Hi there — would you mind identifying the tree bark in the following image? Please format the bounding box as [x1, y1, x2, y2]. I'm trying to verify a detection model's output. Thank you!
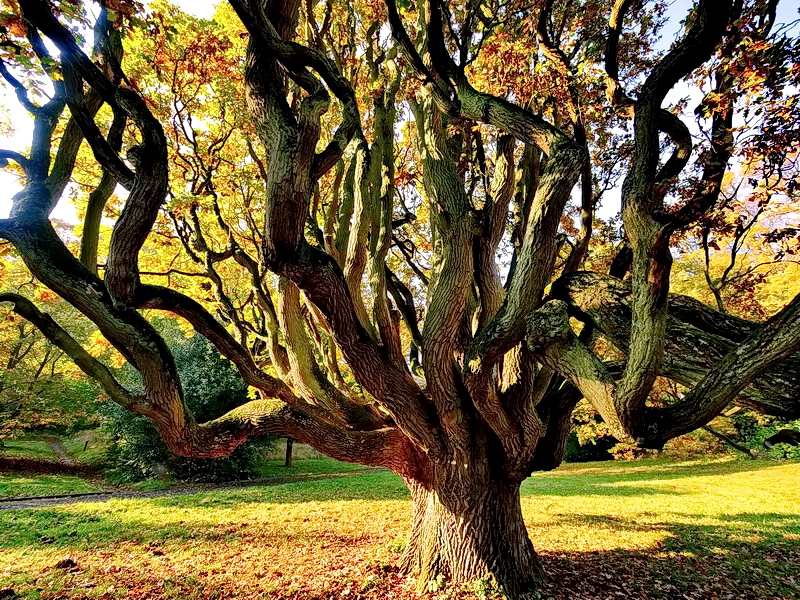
[401, 468, 546, 599]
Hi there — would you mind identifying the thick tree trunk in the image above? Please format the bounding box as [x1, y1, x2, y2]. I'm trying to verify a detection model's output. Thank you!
[400, 473, 545, 598]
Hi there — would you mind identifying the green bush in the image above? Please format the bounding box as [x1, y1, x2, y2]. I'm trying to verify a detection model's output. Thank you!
[749, 419, 800, 460]
[712, 411, 800, 460]
[103, 323, 275, 482]
[563, 431, 616, 462]
[564, 399, 616, 462]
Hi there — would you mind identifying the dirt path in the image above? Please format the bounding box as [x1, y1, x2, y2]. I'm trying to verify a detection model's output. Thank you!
[42, 436, 81, 467]
[0, 469, 382, 511]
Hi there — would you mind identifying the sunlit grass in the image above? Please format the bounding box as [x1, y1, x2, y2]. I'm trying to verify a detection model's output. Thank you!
[2, 434, 108, 466]
[61, 433, 109, 465]
[520, 458, 800, 552]
[255, 457, 382, 478]
[0, 457, 797, 599]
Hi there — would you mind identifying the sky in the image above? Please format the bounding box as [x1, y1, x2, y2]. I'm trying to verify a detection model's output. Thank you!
[0, 0, 798, 223]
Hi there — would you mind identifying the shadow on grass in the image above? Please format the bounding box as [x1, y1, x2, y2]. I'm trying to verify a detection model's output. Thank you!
[537, 511, 800, 600]
[1, 504, 798, 600]
[147, 471, 410, 509]
[0, 457, 100, 478]
[0, 472, 410, 551]
[0, 507, 332, 551]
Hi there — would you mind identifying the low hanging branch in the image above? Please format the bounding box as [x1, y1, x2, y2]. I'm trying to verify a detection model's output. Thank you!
[553, 272, 800, 424]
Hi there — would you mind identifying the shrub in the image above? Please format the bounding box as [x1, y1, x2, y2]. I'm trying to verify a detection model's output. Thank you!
[563, 431, 616, 462]
[609, 443, 657, 461]
[750, 419, 800, 460]
[662, 430, 726, 460]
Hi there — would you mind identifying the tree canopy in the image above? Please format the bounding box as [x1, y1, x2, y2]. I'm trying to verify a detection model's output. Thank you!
[1, 0, 799, 595]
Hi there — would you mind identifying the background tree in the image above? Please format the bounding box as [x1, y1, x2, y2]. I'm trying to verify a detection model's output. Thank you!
[0, 235, 104, 442]
[1, 0, 800, 597]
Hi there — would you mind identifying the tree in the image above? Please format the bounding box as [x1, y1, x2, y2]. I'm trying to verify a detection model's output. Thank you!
[0, 241, 104, 441]
[1, 0, 799, 596]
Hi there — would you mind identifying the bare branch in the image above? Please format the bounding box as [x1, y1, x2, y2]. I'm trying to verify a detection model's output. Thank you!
[0, 58, 40, 115]
[0, 150, 31, 175]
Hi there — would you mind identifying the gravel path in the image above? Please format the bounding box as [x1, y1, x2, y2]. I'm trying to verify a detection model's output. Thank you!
[0, 469, 381, 511]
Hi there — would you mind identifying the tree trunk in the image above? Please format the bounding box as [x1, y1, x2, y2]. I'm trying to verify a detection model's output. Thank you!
[400, 472, 545, 598]
[284, 437, 294, 467]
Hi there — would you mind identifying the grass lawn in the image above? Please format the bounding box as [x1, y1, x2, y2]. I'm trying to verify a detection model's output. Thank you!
[256, 457, 381, 478]
[0, 475, 102, 499]
[0, 441, 57, 461]
[0, 455, 375, 497]
[0, 457, 797, 599]
[123, 458, 380, 491]
[61, 434, 108, 466]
